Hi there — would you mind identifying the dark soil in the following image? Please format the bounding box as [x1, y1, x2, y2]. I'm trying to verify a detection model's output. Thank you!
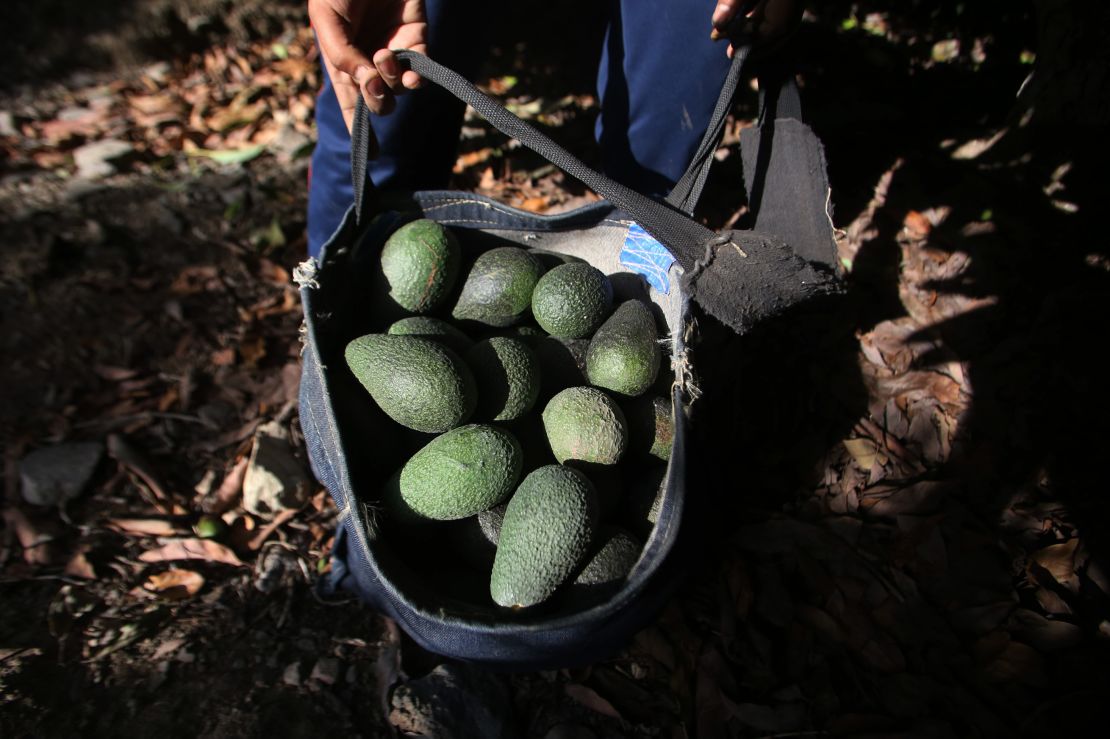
[4, 1, 1110, 737]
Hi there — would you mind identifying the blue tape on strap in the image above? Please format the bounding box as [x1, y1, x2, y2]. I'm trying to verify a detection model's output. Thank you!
[619, 223, 676, 295]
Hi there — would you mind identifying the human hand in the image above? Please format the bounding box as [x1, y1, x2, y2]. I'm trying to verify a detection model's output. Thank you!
[710, 0, 803, 58]
[309, 0, 427, 133]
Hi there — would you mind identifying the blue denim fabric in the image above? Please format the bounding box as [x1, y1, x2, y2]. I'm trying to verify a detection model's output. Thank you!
[299, 194, 696, 668]
[308, 0, 731, 258]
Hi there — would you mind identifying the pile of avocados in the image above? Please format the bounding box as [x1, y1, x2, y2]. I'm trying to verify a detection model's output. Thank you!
[345, 218, 674, 613]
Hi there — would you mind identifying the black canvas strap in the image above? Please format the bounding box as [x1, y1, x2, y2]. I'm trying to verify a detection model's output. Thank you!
[348, 49, 842, 336]
[665, 44, 752, 214]
[351, 50, 723, 274]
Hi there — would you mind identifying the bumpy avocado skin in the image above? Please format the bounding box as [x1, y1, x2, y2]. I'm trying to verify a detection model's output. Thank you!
[465, 337, 541, 421]
[451, 247, 545, 327]
[400, 424, 522, 520]
[380, 219, 460, 313]
[531, 263, 613, 339]
[387, 316, 474, 355]
[541, 386, 628, 466]
[565, 526, 642, 602]
[586, 300, 660, 397]
[623, 395, 674, 461]
[345, 334, 476, 433]
[490, 465, 599, 608]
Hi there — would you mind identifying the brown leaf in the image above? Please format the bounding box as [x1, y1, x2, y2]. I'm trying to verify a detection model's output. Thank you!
[516, 196, 550, 213]
[3, 507, 62, 566]
[258, 258, 291, 285]
[201, 456, 249, 515]
[210, 347, 236, 367]
[843, 438, 888, 470]
[144, 568, 205, 599]
[108, 434, 177, 514]
[1031, 539, 1080, 591]
[140, 538, 243, 566]
[903, 210, 932, 239]
[564, 684, 622, 720]
[108, 518, 181, 537]
[244, 508, 298, 552]
[170, 265, 220, 295]
[93, 364, 140, 382]
[453, 148, 497, 174]
[63, 549, 97, 579]
[239, 335, 267, 366]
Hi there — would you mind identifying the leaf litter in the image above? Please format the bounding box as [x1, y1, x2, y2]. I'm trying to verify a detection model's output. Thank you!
[3, 1, 1109, 737]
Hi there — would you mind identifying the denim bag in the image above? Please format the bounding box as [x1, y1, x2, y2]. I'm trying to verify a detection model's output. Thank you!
[297, 49, 839, 668]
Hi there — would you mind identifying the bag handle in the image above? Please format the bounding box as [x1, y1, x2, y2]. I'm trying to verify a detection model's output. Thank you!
[665, 44, 751, 214]
[350, 49, 751, 274]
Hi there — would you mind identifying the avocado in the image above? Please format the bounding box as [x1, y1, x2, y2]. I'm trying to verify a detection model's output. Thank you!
[534, 336, 589, 401]
[478, 502, 507, 545]
[541, 386, 628, 466]
[380, 468, 424, 527]
[531, 263, 613, 339]
[446, 502, 507, 571]
[465, 337, 541, 421]
[451, 246, 545, 327]
[379, 219, 460, 313]
[400, 424, 522, 520]
[622, 395, 674, 461]
[585, 300, 660, 397]
[345, 334, 476, 433]
[490, 465, 599, 608]
[387, 316, 473, 354]
[565, 526, 642, 601]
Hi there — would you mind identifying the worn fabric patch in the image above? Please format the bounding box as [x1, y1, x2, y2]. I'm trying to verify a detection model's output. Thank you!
[619, 223, 676, 294]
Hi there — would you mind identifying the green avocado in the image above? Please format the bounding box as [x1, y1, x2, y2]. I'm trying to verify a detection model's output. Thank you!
[541, 386, 628, 466]
[465, 337, 541, 421]
[345, 334, 476, 433]
[565, 526, 642, 601]
[531, 263, 613, 339]
[585, 300, 660, 397]
[400, 424, 522, 520]
[387, 316, 473, 355]
[622, 395, 674, 461]
[490, 465, 599, 608]
[379, 219, 460, 313]
[451, 246, 545, 327]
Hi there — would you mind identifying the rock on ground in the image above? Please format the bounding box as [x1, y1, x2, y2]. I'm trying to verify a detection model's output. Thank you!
[20, 440, 103, 506]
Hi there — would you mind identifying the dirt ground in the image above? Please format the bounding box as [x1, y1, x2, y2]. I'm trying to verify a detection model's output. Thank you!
[3, 1, 1110, 737]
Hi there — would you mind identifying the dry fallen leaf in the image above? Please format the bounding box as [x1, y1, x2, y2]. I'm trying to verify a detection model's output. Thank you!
[63, 549, 97, 579]
[144, 568, 205, 599]
[843, 437, 888, 470]
[903, 210, 932, 239]
[1030, 538, 1080, 591]
[108, 518, 182, 537]
[201, 456, 249, 515]
[139, 538, 243, 566]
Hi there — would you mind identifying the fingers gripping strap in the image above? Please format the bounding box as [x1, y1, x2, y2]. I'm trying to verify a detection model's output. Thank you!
[384, 50, 715, 272]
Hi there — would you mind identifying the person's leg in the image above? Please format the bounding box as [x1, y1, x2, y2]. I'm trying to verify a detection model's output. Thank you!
[308, 0, 490, 258]
[596, 0, 732, 196]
